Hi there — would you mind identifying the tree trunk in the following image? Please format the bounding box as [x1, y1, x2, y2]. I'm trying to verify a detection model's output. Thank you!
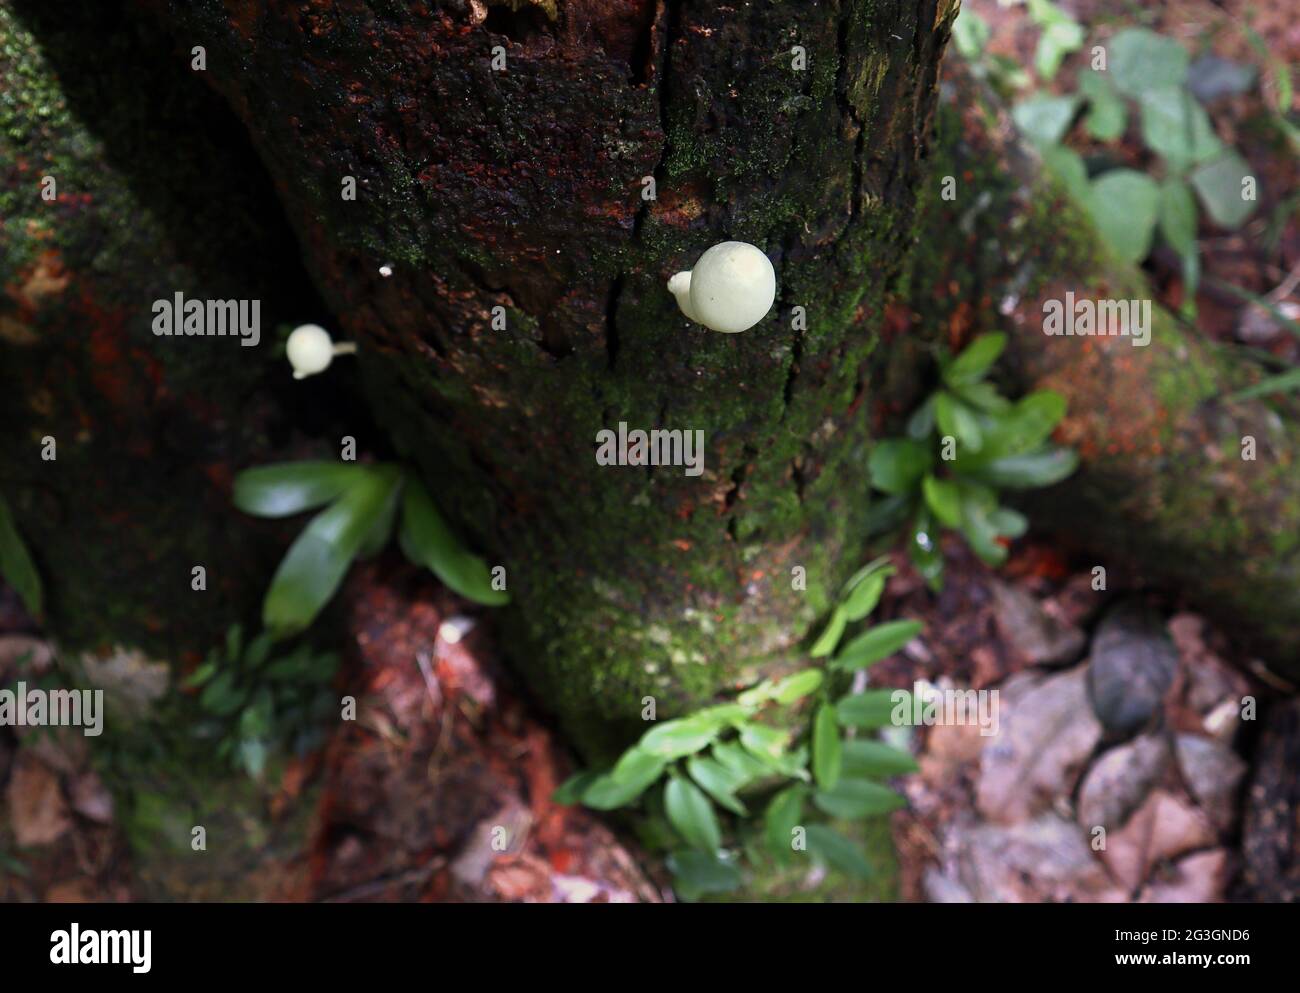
[154, 0, 960, 757]
[0, 0, 346, 659]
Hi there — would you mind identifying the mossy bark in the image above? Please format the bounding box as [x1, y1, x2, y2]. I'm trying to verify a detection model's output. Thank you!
[909, 61, 1300, 677]
[0, 0, 337, 659]
[156, 0, 961, 758]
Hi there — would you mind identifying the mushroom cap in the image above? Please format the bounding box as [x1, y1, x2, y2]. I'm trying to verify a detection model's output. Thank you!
[688, 241, 775, 333]
[286, 324, 335, 379]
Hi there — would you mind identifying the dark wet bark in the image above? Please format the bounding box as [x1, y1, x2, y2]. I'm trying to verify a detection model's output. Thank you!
[0, 0, 347, 659]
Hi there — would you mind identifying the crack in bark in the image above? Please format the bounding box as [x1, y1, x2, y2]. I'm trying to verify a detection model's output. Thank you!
[606, 0, 679, 373]
[835, 0, 866, 225]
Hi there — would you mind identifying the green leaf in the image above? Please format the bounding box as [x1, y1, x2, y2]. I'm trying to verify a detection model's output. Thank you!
[225, 623, 244, 665]
[809, 605, 847, 658]
[357, 482, 401, 559]
[764, 785, 807, 861]
[973, 390, 1068, 460]
[842, 739, 919, 777]
[833, 620, 923, 672]
[942, 333, 1007, 387]
[399, 479, 508, 605]
[181, 660, 218, 689]
[263, 466, 401, 635]
[711, 741, 771, 783]
[1158, 177, 1198, 256]
[552, 770, 600, 806]
[233, 461, 365, 518]
[967, 446, 1079, 489]
[813, 779, 907, 819]
[863, 493, 912, 537]
[1139, 86, 1223, 172]
[686, 756, 747, 815]
[1087, 169, 1160, 264]
[989, 506, 1030, 539]
[1040, 144, 1093, 207]
[921, 475, 962, 528]
[611, 745, 669, 786]
[667, 850, 741, 899]
[239, 687, 275, 739]
[906, 394, 937, 439]
[1079, 70, 1127, 141]
[867, 439, 932, 495]
[1012, 94, 1079, 147]
[0, 492, 42, 618]
[1109, 28, 1190, 97]
[580, 763, 663, 810]
[639, 719, 719, 760]
[840, 572, 886, 623]
[908, 509, 945, 593]
[238, 738, 269, 779]
[960, 496, 1008, 566]
[691, 703, 751, 728]
[768, 669, 824, 705]
[836, 689, 904, 729]
[1189, 151, 1256, 229]
[664, 777, 722, 853]
[935, 391, 983, 454]
[812, 703, 842, 790]
[199, 671, 247, 717]
[804, 825, 874, 880]
[1034, 19, 1084, 81]
[953, 381, 1012, 415]
[739, 723, 789, 760]
[244, 632, 274, 670]
[951, 7, 989, 60]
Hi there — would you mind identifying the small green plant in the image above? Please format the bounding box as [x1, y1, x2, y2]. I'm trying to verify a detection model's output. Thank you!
[0, 490, 42, 618]
[183, 622, 339, 779]
[555, 558, 919, 901]
[866, 333, 1077, 591]
[234, 461, 507, 637]
[958, 5, 1269, 313]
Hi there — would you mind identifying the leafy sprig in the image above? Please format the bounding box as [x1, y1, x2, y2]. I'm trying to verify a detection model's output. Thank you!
[234, 461, 506, 637]
[555, 558, 919, 900]
[183, 623, 339, 779]
[866, 332, 1076, 590]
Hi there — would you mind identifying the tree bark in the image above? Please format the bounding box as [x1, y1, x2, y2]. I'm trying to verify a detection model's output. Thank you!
[153, 0, 960, 757]
[0, 0, 345, 659]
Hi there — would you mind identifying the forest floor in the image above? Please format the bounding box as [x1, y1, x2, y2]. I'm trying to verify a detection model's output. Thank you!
[1, 0, 1297, 902]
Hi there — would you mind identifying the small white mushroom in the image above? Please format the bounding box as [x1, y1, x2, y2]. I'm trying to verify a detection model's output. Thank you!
[286, 324, 357, 380]
[667, 241, 776, 333]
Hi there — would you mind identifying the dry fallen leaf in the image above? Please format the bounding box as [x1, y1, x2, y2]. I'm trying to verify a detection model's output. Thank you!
[6, 752, 71, 847]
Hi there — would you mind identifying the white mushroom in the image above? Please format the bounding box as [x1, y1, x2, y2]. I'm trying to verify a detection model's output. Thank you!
[667, 241, 776, 333]
[286, 324, 357, 380]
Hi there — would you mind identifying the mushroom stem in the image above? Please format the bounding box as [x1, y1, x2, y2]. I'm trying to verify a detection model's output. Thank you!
[667, 271, 697, 323]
